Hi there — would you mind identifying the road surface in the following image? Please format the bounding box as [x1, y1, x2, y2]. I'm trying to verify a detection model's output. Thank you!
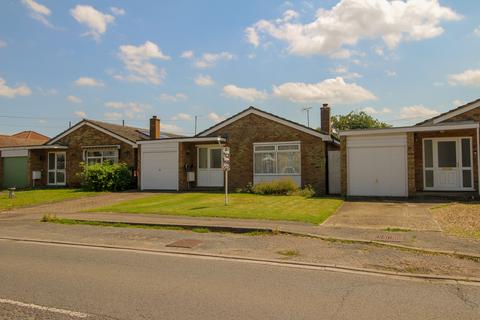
[0, 240, 478, 319]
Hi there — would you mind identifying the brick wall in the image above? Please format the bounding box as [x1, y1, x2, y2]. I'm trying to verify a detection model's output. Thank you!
[203, 113, 328, 194]
[444, 108, 480, 123]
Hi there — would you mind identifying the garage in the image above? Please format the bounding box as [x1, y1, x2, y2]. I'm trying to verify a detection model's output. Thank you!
[346, 134, 407, 197]
[140, 141, 178, 190]
[1, 149, 29, 189]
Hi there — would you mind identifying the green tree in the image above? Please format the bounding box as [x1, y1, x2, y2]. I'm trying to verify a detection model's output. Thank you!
[331, 111, 391, 133]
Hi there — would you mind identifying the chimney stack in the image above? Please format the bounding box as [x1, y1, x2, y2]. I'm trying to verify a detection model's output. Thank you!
[150, 116, 160, 139]
[320, 103, 331, 134]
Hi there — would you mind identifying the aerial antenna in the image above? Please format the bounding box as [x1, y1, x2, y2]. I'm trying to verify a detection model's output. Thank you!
[302, 107, 312, 127]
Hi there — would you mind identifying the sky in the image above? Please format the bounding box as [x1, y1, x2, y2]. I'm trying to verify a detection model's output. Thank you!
[1, 0, 480, 137]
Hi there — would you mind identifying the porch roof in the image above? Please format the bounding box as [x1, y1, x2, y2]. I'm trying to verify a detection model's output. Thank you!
[137, 136, 227, 145]
[0, 144, 68, 151]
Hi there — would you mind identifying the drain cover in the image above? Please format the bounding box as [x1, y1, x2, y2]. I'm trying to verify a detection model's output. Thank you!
[166, 239, 203, 248]
[374, 234, 404, 242]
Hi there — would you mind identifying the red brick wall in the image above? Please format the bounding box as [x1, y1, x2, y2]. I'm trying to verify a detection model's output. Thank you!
[202, 113, 328, 194]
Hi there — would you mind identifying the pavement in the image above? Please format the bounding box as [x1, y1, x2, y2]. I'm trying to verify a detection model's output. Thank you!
[1, 240, 479, 320]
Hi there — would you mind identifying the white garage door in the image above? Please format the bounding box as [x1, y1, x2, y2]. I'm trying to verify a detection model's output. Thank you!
[347, 134, 407, 197]
[141, 142, 178, 190]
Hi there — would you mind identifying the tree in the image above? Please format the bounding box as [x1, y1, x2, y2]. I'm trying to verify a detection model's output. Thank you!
[331, 111, 391, 133]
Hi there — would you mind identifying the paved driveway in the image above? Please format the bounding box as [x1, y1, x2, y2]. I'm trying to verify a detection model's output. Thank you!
[323, 201, 442, 231]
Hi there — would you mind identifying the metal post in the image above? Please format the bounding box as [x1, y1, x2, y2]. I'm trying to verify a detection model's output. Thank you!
[194, 116, 198, 135]
[225, 170, 228, 205]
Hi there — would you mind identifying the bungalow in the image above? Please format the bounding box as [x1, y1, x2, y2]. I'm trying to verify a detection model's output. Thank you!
[340, 98, 480, 198]
[138, 105, 339, 195]
[0, 119, 179, 189]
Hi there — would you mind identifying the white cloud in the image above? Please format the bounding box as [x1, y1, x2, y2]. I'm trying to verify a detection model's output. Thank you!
[362, 107, 392, 115]
[332, 66, 362, 79]
[105, 101, 152, 119]
[70, 5, 115, 41]
[194, 52, 234, 68]
[474, 26, 480, 37]
[245, 27, 260, 47]
[74, 110, 86, 118]
[0, 40, 7, 48]
[399, 105, 439, 120]
[181, 50, 194, 59]
[448, 69, 480, 87]
[208, 112, 226, 123]
[386, 70, 397, 77]
[453, 99, 465, 107]
[273, 77, 377, 104]
[247, 0, 461, 57]
[159, 93, 187, 102]
[67, 95, 82, 104]
[74, 77, 104, 87]
[110, 7, 125, 16]
[37, 87, 58, 96]
[0, 78, 31, 98]
[21, 0, 52, 27]
[194, 74, 214, 86]
[160, 123, 184, 134]
[171, 113, 192, 121]
[117, 41, 170, 85]
[222, 84, 268, 102]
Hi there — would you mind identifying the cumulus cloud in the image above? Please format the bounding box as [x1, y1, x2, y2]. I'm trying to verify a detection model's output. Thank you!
[74, 110, 86, 118]
[362, 107, 392, 115]
[272, 77, 377, 104]
[399, 105, 439, 120]
[160, 123, 184, 134]
[116, 41, 170, 85]
[222, 84, 268, 102]
[105, 101, 152, 119]
[181, 50, 194, 59]
[110, 7, 125, 16]
[67, 95, 82, 104]
[332, 66, 362, 79]
[448, 69, 480, 87]
[247, 0, 461, 57]
[245, 27, 260, 47]
[74, 77, 104, 87]
[171, 113, 192, 121]
[37, 87, 58, 96]
[474, 26, 480, 37]
[70, 5, 115, 41]
[0, 78, 31, 98]
[21, 0, 52, 27]
[194, 52, 234, 68]
[194, 74, 214, 86]
[208, 112, 226, 123]
[386, 70, 397, 77]
[159, 93, 187, 102]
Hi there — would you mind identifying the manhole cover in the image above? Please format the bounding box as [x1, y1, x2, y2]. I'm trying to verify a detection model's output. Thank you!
[166, 239, 203, 248]
[374, 234, 404, 242]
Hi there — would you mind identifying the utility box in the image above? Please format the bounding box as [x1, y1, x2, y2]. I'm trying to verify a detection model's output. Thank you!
[187, 172, 195, 182]
[32, 171, 42, 180]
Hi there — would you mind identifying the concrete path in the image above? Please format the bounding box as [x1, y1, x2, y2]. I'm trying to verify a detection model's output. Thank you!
[323, 201, 442, 231]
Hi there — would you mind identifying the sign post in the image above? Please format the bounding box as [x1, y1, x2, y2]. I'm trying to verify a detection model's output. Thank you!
[222, 147, 230, 205]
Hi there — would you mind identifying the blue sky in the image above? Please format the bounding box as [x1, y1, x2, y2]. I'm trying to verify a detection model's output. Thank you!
[1, 0, 480, 137]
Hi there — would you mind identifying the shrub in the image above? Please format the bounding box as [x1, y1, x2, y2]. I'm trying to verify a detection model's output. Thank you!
[78, 162, 132, 192]
[236, 182, 254, 194]
[251, 179, 298, 195]
[290, 184, 316, 198]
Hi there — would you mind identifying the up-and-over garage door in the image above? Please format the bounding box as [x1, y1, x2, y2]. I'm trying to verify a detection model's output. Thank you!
[140, 142, 179, 190]
[347, 134, 407, 197]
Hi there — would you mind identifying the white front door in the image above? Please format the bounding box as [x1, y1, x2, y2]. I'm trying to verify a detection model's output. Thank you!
[48, 152, 66, 186]
[423, 138, 474, 191]
[197, 147, 224, 187]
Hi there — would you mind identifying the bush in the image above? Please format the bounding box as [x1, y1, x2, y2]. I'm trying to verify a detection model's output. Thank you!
[78, 162, 132, 192]
[290, 184, 315, 198]
[251, 179, 298, 195]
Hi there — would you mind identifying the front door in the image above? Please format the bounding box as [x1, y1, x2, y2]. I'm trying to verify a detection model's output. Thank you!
[197, 147, 224, 187]
[48, 152, 66, 186]
[423, 138, 474, 191]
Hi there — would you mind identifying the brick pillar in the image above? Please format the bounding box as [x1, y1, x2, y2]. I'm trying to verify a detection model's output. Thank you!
[407, 132, 416, 197]
[340, 136, 347, 197]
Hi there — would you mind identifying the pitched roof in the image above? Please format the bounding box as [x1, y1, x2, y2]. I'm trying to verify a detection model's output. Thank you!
[0, 131, 49, 148]
[416, 98, 480, 126]
[11, 131, 50, 141]
[196, 106, 334, 141]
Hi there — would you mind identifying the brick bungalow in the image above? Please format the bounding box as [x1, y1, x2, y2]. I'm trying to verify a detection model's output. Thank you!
[340, 98, 480, 198]
[0, 119, 178, 188]
[138, 106, 339, 195]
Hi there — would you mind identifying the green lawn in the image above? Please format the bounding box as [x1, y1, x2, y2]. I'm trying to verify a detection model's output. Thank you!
[88, 193, 343, 225]
[0, 189, 99, 211]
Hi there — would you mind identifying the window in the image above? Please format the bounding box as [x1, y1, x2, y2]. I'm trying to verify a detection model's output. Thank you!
[85, 149, 118, 165]
[198, 147, 222, 169]
[254, 143, 300, 175]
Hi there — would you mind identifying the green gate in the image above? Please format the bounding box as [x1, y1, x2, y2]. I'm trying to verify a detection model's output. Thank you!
[2, 157, 28, 189]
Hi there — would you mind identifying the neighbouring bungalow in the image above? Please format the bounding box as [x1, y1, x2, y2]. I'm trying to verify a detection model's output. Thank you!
[340, 98, 480, 198]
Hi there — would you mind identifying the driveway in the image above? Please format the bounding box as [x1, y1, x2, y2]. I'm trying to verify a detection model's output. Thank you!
[323, 201, 442, 231]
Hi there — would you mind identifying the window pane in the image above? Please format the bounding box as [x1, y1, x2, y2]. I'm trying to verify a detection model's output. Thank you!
[198, 148, 208, 169]
[87, 158, 101, 165]
[48, 171, 55, 184]
[48, 153, 55, 170]
[56, 171, 65, 184]
[461, 139, 471, 167]
[463, 170, 472, 188]
[424, 140, 433, 168]
[56, 153, 65, 170]
[103, 157, 117, 164]
[425, 170, 434, 188]
[277, 152, 300, 174]
[437, 141, 456, 167]
[210, 149, 222, 169]
[255, 145, 275, 152]
[278, 145, 299, 151]
[103, 150, 116, 157]
[254, 152, 276, 174]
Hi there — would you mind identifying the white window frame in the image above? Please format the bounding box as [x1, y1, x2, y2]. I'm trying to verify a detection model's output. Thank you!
[83, 148, 119, 165]
[422, 137, 474, 191]
[197, 146, 223, 171]
[253, 141, 301, 176]
[48, 152, 66, 186]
